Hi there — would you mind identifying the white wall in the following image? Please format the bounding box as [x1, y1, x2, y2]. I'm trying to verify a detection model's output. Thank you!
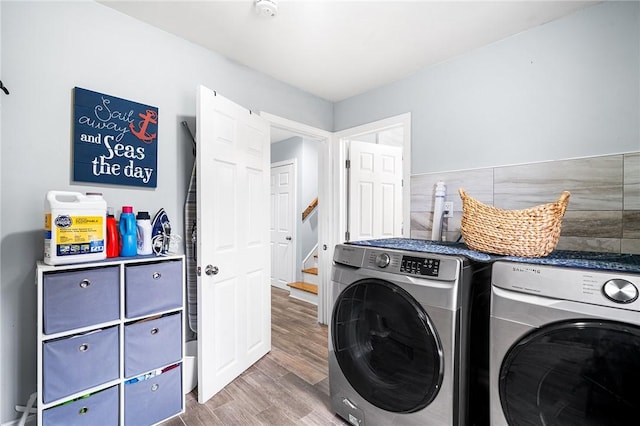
[334, 1, 640, 174]
[0, 1, 332, 422]
[300, 139, 319, 263]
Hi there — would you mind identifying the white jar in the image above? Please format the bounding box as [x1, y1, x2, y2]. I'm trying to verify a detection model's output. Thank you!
[136, 211, 153, 255]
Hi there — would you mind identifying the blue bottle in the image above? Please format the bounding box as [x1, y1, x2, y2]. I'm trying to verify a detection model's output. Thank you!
[119, 206, 137, 257]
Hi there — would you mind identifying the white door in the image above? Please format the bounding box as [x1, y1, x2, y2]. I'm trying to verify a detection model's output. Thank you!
[270, 162, 295, 290]
[196, 86, 271, 403]
[348, 140, 403, 241]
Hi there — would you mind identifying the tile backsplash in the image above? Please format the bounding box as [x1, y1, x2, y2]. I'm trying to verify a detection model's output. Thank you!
[410, 152, 640, 254]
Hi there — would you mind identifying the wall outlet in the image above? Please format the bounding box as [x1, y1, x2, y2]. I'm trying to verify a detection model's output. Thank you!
[443, 201, 454, 218]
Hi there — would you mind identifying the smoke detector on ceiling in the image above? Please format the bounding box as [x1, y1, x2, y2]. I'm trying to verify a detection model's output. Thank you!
[255, 0, 278, 18]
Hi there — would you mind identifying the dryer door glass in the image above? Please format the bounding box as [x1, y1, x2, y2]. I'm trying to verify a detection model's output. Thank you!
[499, 320, 640, 425]
[331, 279, 444, 413]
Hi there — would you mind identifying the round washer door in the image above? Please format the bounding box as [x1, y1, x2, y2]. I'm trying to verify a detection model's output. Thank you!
[499, 320, 640, 425]
[331, 278, 444, 413]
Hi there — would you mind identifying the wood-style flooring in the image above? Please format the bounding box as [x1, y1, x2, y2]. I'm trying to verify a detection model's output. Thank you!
[161, 287, 348, 425]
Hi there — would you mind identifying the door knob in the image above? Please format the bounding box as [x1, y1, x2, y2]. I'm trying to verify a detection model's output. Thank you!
[205, 265, 219, 276]
[286, 236, 292, 240]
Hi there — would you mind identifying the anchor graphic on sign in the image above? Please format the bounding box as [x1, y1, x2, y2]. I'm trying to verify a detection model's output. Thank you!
[129, 109, 158, 143]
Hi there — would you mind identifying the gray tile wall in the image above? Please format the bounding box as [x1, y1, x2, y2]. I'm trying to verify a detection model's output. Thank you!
[410, 152, 640, 254]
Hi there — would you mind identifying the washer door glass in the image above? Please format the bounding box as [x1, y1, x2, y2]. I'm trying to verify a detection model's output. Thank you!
[500, 320, 640, 425]
[332, 279, 444, 413]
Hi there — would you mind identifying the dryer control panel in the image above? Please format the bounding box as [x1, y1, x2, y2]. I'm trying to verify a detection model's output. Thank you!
[492, 261, 640, 311]
[400, 255, 440, 277]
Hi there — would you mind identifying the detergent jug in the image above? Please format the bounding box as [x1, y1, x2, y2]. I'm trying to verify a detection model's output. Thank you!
[119, 206, 137, 257]
[44, 191, 107, 265]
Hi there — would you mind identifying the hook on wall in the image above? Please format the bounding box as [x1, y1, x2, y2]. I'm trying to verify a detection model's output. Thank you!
[0, 80, 9, 95]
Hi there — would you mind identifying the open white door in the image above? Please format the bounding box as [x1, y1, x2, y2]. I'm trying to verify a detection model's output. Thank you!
[196, 86, 271, 403]
[348, 140, 403, 241]
[270, 161, 296, 290]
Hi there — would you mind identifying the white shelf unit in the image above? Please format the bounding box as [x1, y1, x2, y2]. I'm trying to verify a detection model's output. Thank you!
[36, 255, 186, 425]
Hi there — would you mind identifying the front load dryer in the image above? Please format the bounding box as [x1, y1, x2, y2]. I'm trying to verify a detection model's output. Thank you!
[490, 260, 640, 425]
[329, 243, 486, 426]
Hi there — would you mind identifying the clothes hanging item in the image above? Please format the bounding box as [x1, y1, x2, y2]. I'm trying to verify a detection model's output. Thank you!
[184, 162, 198, 333]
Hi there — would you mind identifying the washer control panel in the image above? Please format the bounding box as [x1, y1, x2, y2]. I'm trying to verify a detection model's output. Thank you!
[400, 255, 440, 277]
[344, 246, 462, 281]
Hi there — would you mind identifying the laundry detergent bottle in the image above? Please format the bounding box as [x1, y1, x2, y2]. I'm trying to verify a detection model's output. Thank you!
[44, 191, 107, 265]
[106, 207, 120, 258]
[119, 206, 137, 257]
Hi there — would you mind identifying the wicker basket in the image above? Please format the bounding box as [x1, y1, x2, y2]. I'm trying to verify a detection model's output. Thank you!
[458, 188, 570, 258]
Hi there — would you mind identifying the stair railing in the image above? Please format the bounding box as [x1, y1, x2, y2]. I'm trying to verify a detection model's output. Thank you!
[301, 197, 318, 221]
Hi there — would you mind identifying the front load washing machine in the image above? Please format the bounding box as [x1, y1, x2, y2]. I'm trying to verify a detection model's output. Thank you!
[329, 243, 490, 426]
[490, 260, 640, 425]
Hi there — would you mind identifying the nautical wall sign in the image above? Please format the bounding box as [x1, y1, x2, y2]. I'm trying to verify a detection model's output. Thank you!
[73, 87, 158, 188]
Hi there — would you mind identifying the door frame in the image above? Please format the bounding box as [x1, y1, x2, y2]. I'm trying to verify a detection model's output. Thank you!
[260, 112, 333, 324]
[333, 113, 412, 243]
[261, 112, 411, 325]
[270, 159, 297, 291]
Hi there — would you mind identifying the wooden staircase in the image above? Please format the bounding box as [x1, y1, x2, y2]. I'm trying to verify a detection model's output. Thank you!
[287, 260, 319, 305]
[286, 200, 320, 305]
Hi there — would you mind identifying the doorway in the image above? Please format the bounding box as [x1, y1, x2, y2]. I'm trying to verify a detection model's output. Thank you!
[262, 112, 411, 325]
[262, 113, 331, 324]
[334, 113, 411, 243]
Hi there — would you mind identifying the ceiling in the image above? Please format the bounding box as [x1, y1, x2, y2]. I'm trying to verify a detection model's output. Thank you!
[100, 0, 597, 104]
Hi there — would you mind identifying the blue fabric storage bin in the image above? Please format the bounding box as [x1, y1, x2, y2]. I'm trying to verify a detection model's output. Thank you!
[42, 385, 119, 425]
[124, 313, 182, 378]
[43, 326, 119, 403]
[43, 266, 120, 334]
[125, 260, 182, 318]
[124, 365, 183, 425]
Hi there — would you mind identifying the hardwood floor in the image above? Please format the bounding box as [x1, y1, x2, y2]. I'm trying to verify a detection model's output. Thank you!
[161, 287, 348, 425]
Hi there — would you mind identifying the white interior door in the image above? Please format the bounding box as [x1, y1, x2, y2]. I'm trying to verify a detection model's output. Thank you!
[270, 162, 295, 290]
[348, 140, 403, 241]
[196, 86, 271, 403]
